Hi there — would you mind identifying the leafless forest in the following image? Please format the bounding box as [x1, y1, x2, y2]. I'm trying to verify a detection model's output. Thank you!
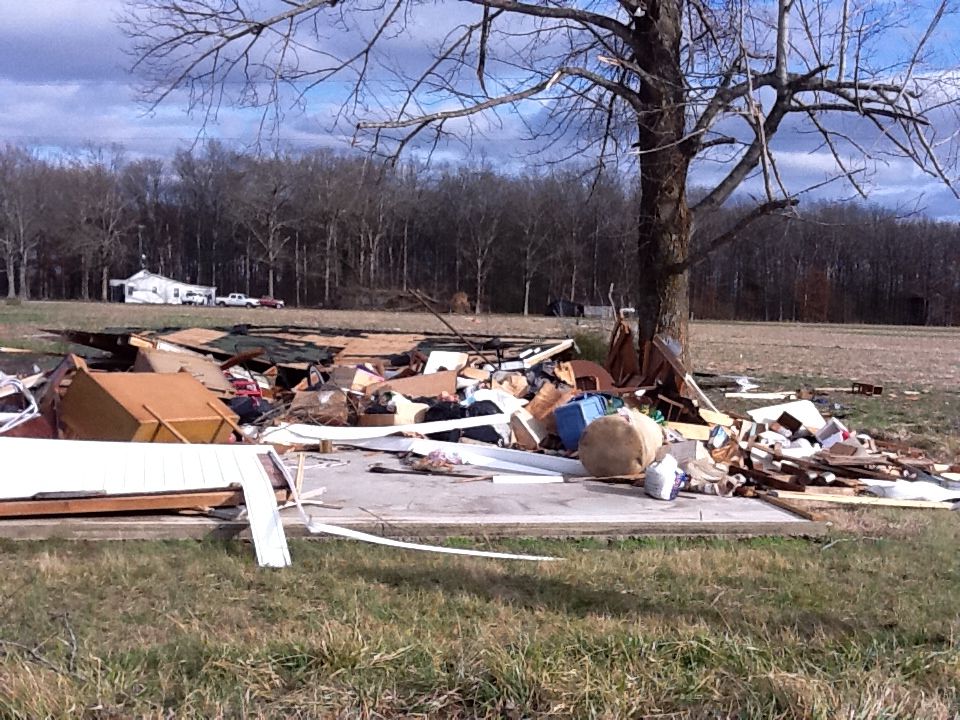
[0, 142, 956, 325]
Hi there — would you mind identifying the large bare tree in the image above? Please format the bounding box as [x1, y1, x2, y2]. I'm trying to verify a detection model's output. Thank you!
[125, 0, 960, 355]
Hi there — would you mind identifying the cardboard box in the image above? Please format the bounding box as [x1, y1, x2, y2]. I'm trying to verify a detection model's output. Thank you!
[288, 386, 351, 424]
[365, 370, 459, 398]
[60, 370, 238, 443]
[329, 365, 384, 392]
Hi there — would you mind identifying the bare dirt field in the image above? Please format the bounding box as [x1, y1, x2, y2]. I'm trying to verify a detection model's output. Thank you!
[2, 300, 958, 388]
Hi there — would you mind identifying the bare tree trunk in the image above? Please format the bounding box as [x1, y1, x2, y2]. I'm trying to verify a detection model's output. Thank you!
[18, 247, 29, 301]
[244, 237, 251, 296]
[80, 253, 89, 301]
[4, 251, 16, 298]
[634, 4, 692, 361]
[294, 232, 301, 307]
[324, 222, 334, 306]
[523, 277, 531, 316]
[402, 219, 409, 292]
[475, 258, 482, 314]
[194, 231, 202, 283]
[302, 238, 309, 304]
[268, 262, 275, 298]
[100, 262, 109, 302]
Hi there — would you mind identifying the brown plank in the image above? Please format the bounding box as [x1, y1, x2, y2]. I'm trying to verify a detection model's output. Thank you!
[758, 494, 821, 521]
[0, 488, 290, 518]
[771, 491, 953, 509]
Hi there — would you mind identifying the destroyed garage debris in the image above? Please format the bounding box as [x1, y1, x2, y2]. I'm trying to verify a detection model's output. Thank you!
[1, 314, 956, 566]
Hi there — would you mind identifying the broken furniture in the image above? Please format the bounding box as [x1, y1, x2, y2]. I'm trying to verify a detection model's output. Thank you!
[60, 370, 239, 443]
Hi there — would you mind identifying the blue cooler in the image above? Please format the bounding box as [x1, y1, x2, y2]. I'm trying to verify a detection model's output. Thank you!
[553, 394, 607, 450]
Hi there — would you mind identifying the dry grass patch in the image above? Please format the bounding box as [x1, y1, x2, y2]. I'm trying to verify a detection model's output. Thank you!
[0, 520, 957, 717]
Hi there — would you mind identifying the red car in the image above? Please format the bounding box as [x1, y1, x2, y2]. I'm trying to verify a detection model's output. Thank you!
[258, 296, 285, 309]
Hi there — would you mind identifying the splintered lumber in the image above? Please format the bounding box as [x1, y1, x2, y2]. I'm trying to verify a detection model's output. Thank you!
[771, 490, 955, 509]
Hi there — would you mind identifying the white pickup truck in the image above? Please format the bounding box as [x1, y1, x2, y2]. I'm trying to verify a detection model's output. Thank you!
[215, 293, 260, 308]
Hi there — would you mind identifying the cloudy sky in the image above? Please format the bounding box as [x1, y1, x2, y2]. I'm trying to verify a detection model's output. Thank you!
[3, 1, 960, 219]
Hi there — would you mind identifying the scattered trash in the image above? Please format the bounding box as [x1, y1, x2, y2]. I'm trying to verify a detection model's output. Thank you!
[644, 454, 684, 500]
[0, 312, 953, 567]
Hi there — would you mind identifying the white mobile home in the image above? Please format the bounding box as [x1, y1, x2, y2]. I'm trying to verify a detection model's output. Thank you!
[108, 270, 216, 306]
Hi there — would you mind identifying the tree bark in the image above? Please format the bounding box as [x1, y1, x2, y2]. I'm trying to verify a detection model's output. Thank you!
[18, 246, 29, 301]
[4, 250, 16, 299]
[324, 223, 334, 306]
[474, 258, 483, 314]
[634, 2, 693, 361]
[100, 262, 109, 302]
[80, 253, 89, 301]
[294, 232, 301, 307]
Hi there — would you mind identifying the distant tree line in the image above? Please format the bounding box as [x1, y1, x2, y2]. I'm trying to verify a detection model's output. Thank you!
[0, 142, 957, 325]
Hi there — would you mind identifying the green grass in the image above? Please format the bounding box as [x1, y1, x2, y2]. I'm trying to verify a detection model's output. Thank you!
[0, 515, 958, 718]
[573, 330, 608, 364]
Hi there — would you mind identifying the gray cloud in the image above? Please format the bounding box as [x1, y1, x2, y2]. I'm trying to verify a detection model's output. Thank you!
[1, 2, 958, 220]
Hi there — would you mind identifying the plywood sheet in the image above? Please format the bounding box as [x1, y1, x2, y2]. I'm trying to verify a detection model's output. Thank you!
[335, 334, 426, 361]
[160, 328, 229, 349]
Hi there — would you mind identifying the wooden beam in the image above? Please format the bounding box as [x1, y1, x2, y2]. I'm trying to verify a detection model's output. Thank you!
[758, 493, 821, 521]
[0, 488, 290, 518]
[771, 491, 954, 509]
[142, 404, 191, 444]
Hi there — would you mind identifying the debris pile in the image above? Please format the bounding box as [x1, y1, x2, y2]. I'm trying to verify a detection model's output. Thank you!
[1, 316, 957, 564]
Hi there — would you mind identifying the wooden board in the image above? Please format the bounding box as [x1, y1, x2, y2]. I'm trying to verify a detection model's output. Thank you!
[0, 488, 290, 518]
[335, 334, 426, 362]
[758, 493, 821, 521]
[772, 491, 954, 509]
[159, 327, 229, 349]
[365, 369, 458, 397]
[666, 422, 711, 441]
